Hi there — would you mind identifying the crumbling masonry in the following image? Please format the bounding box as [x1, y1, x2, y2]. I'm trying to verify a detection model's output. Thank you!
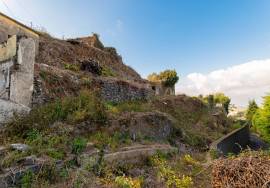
[0, 12, 39, 124]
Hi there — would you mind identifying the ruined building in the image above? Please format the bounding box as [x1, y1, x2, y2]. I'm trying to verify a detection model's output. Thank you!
[0, 12, 39, 124]
[149, 81, 175, 96]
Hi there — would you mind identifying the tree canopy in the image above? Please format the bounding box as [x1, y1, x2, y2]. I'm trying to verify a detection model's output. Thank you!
[147, 69, 179, 87]
[253, 95, 270, 142]
[246, 100, 258, 123]
[203, 93, 231, 113]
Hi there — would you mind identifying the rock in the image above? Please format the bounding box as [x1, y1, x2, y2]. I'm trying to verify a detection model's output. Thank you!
[110, 111, 177, 141]
[18, 155, 37, 166]
[85, 142, 95, 152]
[80, 59, 102, 75]
[10, 143, 30, 152]
[103, 144, 177, 166]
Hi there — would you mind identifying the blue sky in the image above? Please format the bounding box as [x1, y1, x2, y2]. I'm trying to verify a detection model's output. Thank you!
[1, 0, 270, 106]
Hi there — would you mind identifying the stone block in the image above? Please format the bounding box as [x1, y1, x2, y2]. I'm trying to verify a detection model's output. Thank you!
[0, 35, 16, 62]
[10, 38, 35, 107]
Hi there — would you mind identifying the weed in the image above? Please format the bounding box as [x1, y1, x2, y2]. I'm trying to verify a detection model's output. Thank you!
[183, 154, 198, 166]
[115, 176, 142, 188]
[101, 66, 116, 77]
[4, 91, 107, 139]
[72, 137, 87, 154]
[209, 149, 219, 159]
[64, 63, 80, 72]
[89, 131, 131, 150]
[21, 170, 34, 188]
[150, 154, 193, 188]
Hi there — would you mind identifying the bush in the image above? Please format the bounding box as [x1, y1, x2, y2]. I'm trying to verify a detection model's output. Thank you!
[4, 90, 107, 138]
[246, 100, 258, 123]
[253, 95, 270, 142]
[147, 69, 179, 87]
[72, 137, 87, 154]
[115, 176, 142, 188]
[150, 154, 193, 188]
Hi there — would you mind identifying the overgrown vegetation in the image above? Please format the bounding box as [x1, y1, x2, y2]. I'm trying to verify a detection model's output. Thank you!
[149, 153, 193, 188]
[148, 69, 179, 87]
[246, 99, 258, 123]
[3, 90, 107, 139]
[253, 94, 270, 142]
[201, 93, 231, 113]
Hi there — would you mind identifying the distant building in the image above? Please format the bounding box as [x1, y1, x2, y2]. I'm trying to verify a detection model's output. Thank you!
[149, 81, 175, 96]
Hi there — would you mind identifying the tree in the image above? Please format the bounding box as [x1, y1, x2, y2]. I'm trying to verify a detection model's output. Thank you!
[212, 93, 231, 114]
[147, 70, 179, 87]
[246, 100, 258, 123]
[253, 95, 270, 142]
[207, 95, 215, 109]
[159, 70, 179, 87]
[147, 73, 160, 83]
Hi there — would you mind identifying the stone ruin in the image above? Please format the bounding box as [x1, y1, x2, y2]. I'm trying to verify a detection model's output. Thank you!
[0, 35, 36, 124]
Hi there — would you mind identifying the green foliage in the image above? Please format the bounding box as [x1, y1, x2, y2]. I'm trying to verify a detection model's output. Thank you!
[5, 91, 107, 138]
[213, 93, 231, 114]
[72, 137, 87, 154]
[253, 95, 270, 142]
[150, 154, 193, 188]
[203, 93, 231, 113]
[106, 100, 151, 114]
[147, 69, 179, 87]
[25, 130, 69, 160]
[115, 176, 142, 188]
[209, 149, 219, 159]
[147, 72, 160, 82]
[207, 95, 214, 109]
[64, 63, 80, 72]
[21, 170, 34, 188]
[246, 100, 258, 123]
[101, 66, 116, 77]
[89, 131, 131, 150]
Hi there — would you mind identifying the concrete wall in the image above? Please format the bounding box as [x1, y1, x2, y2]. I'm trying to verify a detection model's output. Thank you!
[210, 125, 250, 156]
[10, 38, 35, 106]
[0, 36, 36, 124]
[0, 13, 39, 40]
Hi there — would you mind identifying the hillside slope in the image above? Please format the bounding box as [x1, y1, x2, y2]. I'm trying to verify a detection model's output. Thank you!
[0, 34, 233, 187]
[37, 34, 143, 82]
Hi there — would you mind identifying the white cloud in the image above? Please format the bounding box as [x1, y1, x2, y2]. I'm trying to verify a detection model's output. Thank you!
[176, 59, 270, 107]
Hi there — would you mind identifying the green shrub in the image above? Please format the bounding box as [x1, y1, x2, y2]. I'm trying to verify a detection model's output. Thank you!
[72, 137, 87, 154]
[101, 66, 116, 77]
[150, 154, 193, 188]
[89, 131, 131, 150]
[106, 100, 150, 114]
[64, 63, 80, 72]
[253, 95, 270, 142]
[4, 91, 107, 138]
[246, 100, 258, 123]
[148, 70, 179, 87]
[115, 176, 142, 188]
[21, 170, 34, 188]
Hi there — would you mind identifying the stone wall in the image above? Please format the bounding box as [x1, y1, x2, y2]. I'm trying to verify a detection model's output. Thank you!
[0, 36, 36, 124]
[95, 78, 154, 103]
[210, 124, 250, 156]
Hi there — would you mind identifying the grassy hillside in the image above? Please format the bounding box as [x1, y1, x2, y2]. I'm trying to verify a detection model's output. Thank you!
[0, 34, 234, 187]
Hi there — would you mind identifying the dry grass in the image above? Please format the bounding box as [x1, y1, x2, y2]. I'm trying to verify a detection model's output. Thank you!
[212, 151, 270, 188]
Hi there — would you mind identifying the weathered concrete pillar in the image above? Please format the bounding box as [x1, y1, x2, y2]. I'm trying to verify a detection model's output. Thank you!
[9, 38, 35, 107]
